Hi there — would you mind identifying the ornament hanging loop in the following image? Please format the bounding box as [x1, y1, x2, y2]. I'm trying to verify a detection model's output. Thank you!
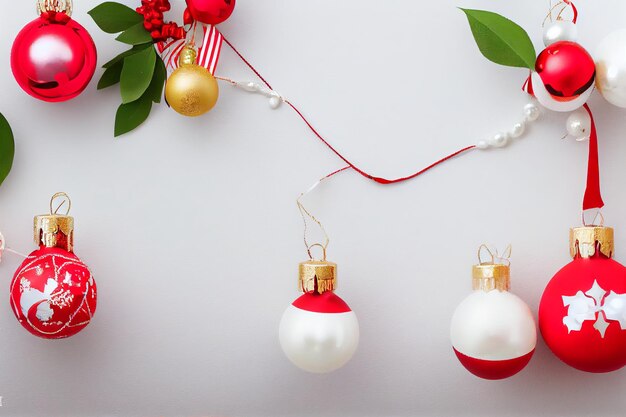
[307, 243, 328, 262]
[582, 209, 604, 227]
[50, 192, 71, 215]
[37, 0, 73, 16]
[477, 244, 512, 266]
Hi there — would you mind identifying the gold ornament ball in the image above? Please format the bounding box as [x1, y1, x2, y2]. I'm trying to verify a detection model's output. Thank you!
[165, 65, 219, 117]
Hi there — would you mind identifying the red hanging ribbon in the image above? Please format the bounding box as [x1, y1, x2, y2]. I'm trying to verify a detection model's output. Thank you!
[582, 103, 604, 210]
[563, 0, 578, 24]
[221, 36, 477, 184]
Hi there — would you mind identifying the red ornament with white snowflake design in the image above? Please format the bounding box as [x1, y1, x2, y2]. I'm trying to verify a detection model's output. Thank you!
[9, 193, 96, 339]
[539, 226, 626, 373]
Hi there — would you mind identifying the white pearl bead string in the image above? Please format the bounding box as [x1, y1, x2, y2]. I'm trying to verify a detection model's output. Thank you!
[476, 101, 540, 150]
[0, 231, 28, 262]
[215, 76, 284, 109]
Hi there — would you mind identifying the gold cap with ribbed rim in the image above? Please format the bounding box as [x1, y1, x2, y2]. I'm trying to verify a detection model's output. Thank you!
[570, 226, 614, 259]
[34, 214, 74, 252]
[472, 263, 510, 291]
[298, 260, 337, 294]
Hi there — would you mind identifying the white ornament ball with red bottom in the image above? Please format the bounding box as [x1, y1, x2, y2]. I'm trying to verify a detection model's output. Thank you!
[451, 248, 536, 380]
[279, 259, 359, 373]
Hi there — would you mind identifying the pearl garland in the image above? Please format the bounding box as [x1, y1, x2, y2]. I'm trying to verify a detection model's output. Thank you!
[476, 102, 540, 150]
[217, 77, 284, 109]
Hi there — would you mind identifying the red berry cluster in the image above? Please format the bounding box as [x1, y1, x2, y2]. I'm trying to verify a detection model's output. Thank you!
[136, 0, 186, 42]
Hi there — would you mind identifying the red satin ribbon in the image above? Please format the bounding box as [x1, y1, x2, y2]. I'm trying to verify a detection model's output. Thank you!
[582, 103, 603, 210]
[563, 0, 578, 24]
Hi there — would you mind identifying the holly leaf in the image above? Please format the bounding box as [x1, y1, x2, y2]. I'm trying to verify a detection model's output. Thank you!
[103, 44, 152, 69]
[147, 57, 167, 103]
[98, 60, 123, 89]
[460, 8, 536, 69]
[0, 113, 15, 187]
[114, 95, 153, 137]
[88, 2, 144, 34]
[116, 22, 154, 46]
[120, 47, 157, 104]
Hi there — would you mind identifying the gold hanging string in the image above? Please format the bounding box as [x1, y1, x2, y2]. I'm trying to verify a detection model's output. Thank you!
[50, 192, 72, 215]
[477, 244, 512, 266]
[297, 166, 350, 260]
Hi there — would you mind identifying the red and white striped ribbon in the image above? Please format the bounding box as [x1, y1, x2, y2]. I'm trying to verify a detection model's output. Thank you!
[156, 24, 223, 75]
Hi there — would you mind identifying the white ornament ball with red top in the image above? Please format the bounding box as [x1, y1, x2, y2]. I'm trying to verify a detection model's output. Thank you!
[450, 247, 537, 380]
[279, 259, 359, 373]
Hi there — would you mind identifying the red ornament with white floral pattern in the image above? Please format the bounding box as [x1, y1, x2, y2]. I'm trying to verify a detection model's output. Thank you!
[9, 193, 97, 339]
[539, 226, 626, 373]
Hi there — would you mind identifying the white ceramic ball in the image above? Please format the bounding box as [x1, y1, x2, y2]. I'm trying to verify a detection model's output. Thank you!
[450, 290, 536, 360]
[566, 109, 591, 139]
[543, 21, 578, 46]
[596, 28, 626, 108]
[279, 305, 359, 373]
[531, 72, 594, 112]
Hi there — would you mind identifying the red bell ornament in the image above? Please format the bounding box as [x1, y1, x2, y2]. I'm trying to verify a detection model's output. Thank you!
[539, 226, 626, 373]
[185, 0, 235, 25]
[531, 41, 595, 112]
[11, 0, 97, 102]
[10, 193, 97, 339]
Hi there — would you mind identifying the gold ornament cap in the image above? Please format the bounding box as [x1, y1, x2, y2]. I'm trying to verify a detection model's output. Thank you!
[179, 45, 197, 67]
[34, 192, 74, 252]
[37, 0, 73, 16]
[472, 263, 510, 291]
[472, 245, 511, 291]
[299, 260, 337, 294]
[570, 226, 614, 259]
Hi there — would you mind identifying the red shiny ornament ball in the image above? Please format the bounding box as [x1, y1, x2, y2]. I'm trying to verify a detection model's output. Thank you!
[186, 0, 236, 25]
[10, 247, 97, 339]
[539, 255, 626, 373]
[535, 41, 595, 102]
[11, 14, 97, 102]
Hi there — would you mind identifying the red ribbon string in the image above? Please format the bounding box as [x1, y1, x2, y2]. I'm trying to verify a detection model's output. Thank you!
[221, 36, 477, 185]
[582, 103, 604, 210]
[563, 0, 578, 24]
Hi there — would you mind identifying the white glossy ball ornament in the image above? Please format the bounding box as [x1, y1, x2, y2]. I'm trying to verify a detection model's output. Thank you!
[596, 28, 626, 108]
[450, 257, 537, 380]
[543, 21, 578, 46]
[531, 72, 594, 112]
[566, 109, 591, 140]
[279, 260, 359, 373]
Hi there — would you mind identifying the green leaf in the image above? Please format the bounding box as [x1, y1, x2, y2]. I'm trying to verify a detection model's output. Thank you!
[116, 22, 153, 45]
[120, 47, 157, 104]
[0, 113, 15, 187]
[460, 8, 536, 69]
[103, 44, 152, 69]
[88, 2, 143, 34]
[98, 60, 123, 90]
[114, 95, 153, 137]
[146, 57, 167, 103]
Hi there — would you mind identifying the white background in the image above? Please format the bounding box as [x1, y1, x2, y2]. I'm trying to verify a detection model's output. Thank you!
[1, 0, 626, 416]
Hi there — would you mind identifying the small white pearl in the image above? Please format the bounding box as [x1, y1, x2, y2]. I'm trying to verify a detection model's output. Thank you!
[238, 81, 259, 92]
[566, 109, 591, 139]
[524, 103, 540, 122]
[510, 121, 526, 138]
[543, 21, 578, 46]
[269, 96, 282, 109]
[489, 132, 509, 148]
[477, 140, 489, 150]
